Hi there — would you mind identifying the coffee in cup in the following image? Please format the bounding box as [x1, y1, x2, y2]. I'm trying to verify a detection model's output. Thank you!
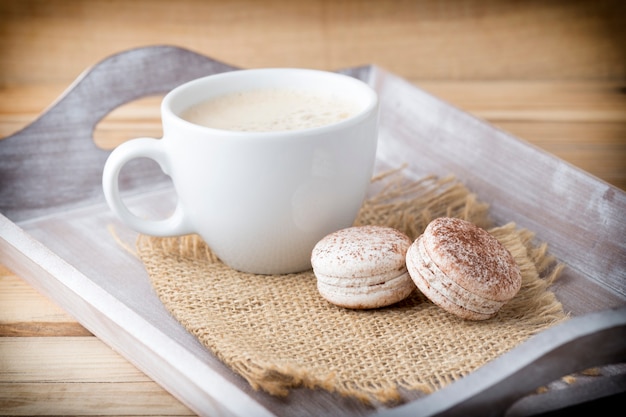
[180, 88, 360, 132]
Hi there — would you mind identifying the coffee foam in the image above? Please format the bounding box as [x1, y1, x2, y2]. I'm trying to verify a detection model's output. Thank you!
[180, 88, 360, 132]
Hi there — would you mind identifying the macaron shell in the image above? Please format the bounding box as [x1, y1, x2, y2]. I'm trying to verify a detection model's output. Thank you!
[406, 238, 497, 320]
[407, 257, 494, 320]
[311, 225, 412, 279]
[421, 217, 522, 302]
[414, 237, 505, 314]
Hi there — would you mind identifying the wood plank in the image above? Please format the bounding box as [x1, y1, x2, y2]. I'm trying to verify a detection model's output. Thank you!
[0, 337, 150, 383]
[0, 382, 194, 416]
[3, 81, 625, 123]
[0, 337, 195, 415]
[3, 81, 624, 122]
[0, 265, 91, 336]
[487, 121, 626, 191]
[0, 0, 624, 84]
[0, 322, 91, 337]
[420, 81, 626, 123]
[0, 265, 79, 324]
[420, 81, 626, 190]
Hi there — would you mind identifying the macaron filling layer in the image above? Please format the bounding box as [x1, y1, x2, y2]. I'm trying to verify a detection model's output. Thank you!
[317, 271, 414, 309]
[315, 268, 408, 288]
[317, 270, 411, 296]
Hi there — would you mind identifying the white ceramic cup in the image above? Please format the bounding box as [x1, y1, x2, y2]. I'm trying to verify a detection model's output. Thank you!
[102, 68, 379, 274]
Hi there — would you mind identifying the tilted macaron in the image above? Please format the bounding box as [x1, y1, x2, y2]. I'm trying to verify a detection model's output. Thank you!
[311, 225, 415, 309]
[406, 217, 522, 320]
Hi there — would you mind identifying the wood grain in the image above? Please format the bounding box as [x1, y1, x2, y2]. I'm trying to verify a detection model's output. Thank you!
[1, 0, 624, 415]
[1, 0, 625, 84]
[1, 382, 192, 416]
[0, 267, 193, 416]
[0, 266, 77, 323]
[0, 269, 90, 335]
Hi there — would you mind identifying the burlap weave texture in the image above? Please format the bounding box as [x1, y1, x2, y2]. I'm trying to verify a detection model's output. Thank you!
[137, 172, 567, 404]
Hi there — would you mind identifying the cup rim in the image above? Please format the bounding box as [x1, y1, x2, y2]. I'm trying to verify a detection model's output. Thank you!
[161, 68, 378, 138]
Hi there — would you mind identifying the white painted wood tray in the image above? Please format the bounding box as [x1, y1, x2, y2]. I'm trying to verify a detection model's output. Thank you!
[1, 46, 624, 417]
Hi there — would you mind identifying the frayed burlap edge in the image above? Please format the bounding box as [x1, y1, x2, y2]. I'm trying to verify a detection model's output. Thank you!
[137, 170, 567, 405]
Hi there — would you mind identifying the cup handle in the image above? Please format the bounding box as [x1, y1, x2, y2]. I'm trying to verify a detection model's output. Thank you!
[102, 138, 194, 236]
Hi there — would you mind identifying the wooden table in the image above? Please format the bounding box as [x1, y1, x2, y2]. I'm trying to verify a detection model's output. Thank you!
[1, 1, 625, 415]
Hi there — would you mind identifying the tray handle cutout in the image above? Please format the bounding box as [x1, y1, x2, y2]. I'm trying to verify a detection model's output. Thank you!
[0, 45, 238, 222]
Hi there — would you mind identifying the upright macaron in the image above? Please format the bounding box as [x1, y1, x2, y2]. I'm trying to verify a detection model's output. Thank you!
[311, 225, 414, 309]
[406, 217, 522, 320]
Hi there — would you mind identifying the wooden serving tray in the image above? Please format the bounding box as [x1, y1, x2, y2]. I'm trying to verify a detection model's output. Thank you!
[1, 46, 624, 417]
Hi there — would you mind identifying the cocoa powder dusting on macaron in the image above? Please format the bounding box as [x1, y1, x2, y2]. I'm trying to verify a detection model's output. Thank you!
[423, 217, 521, 301]
[312, 225, 412, 279]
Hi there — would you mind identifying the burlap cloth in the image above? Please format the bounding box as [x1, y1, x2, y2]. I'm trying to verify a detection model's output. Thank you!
[137, 171, 567, 404]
